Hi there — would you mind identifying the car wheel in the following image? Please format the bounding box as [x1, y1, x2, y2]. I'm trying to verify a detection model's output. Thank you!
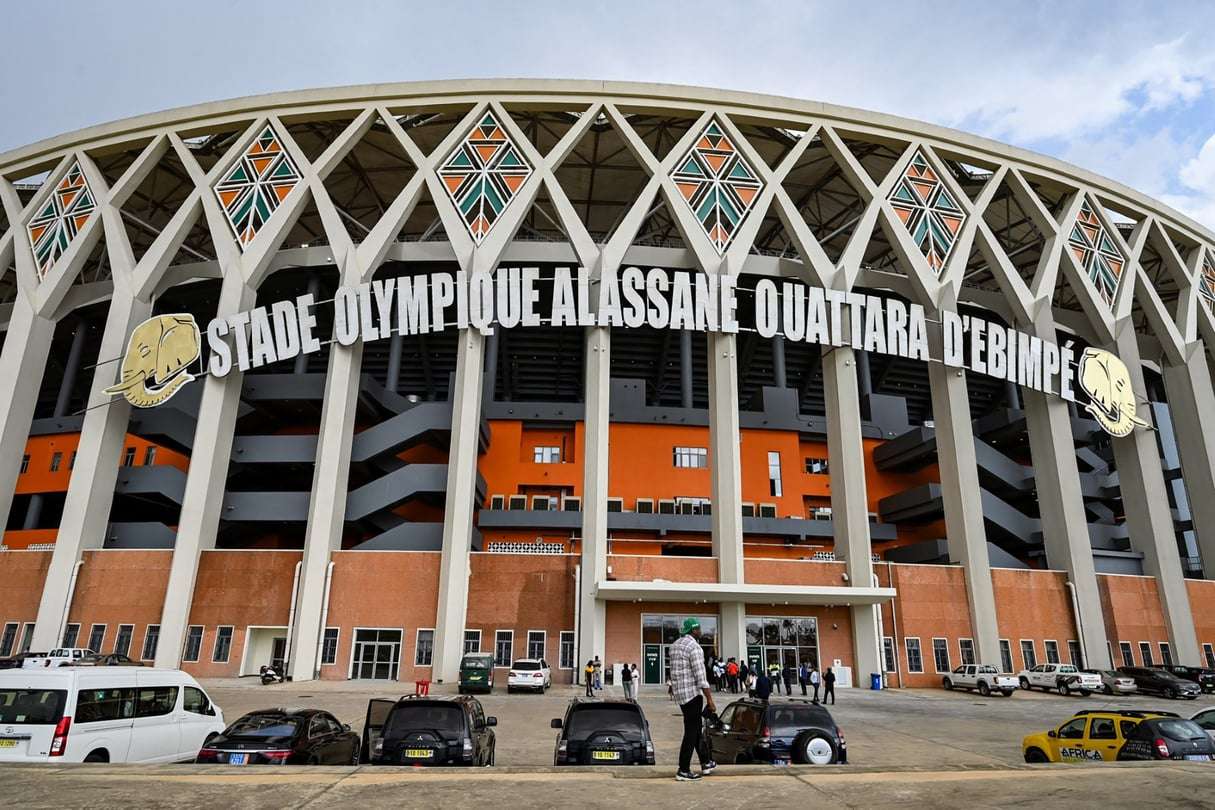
[943, 678, 953, 690]
[1019, 677, 1030, 690]
[978, 681, 991, 697]
[1059, 683, 1071, 696]
[1001, 690, 1015, 697]
[1079, 690, 1090, 697]
[794, 733, 836, 765]
[1103, 684, 1113, 696]
[1166, 687, 1178, 700]
[1024, 747, 1049, 763]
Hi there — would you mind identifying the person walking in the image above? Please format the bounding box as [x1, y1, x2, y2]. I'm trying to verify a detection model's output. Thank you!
[754, 667, 773, 702]
[782, 662, 795, 696]
[798, 662, 809, 696]
[823, 667, 836, 705]
[725, 658, 739, 693]
[739, 661, 750, 694]
[584, 660, 595, 697]
[810, 665, 821, 703]
[592, 656, 603, 690]
[668, 618, 717, 782]
[769, 662, 782, 695]
[621, 657, 634, 701]
[630, 662, 640, 696]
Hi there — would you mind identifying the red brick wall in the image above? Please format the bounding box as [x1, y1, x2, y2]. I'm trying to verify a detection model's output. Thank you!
[608, 554, 718, 583]
[992, 568, 1078, 671]
[877, 563, 975, 687]
[1187, 579, 1215, 663]
[0, 550, 51, 630]
[1098, 573, 1169, 666]
[66, 550, 172, 658]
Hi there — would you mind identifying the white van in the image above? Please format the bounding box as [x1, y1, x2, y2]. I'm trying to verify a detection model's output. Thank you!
[0, 667, 224, 763]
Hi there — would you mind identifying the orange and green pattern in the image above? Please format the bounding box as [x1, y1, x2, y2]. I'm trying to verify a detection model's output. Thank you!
[887, 150, 964, 276]
[1067, 199, 1125, 307]
[438, 112, 532, 244]
[26, 161, 96, 278]
[671, 119, 762, 253]
[214, 125, 302, 247]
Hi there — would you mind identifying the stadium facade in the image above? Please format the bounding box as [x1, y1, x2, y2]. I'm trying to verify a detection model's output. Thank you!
[1, 80, 1214, 688]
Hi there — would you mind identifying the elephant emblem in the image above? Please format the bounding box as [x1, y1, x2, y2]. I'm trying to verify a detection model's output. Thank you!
[103, 314, 201, 408]
[1077, 347, 1149, 437]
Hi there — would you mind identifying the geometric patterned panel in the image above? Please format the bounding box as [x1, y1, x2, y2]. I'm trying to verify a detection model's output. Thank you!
[887, 149, 965, 276]
[1067, 199, 1125, 307]
[214, 125, 303, 248]
[1200, 249, 1215, 316]
[671, 119, 763, 254]
[437, 111, 532, 244]
[26, 161, 96, 278]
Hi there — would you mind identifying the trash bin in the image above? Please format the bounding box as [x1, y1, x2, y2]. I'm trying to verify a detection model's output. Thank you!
[870, 672, 882, 690]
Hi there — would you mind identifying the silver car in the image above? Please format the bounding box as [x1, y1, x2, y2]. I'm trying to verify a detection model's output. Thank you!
[1192, 707, 1215, 741]
[1085, 669, 1137, 696]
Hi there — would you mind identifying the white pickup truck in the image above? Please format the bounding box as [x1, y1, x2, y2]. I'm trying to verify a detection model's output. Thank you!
[942, 664, 1019, 697]
[1017, 663, 1102, 696]
[21, 648, 96, 669]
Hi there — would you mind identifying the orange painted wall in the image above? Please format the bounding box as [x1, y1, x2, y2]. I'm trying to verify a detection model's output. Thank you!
[65, 550, 172, 657]
[991, 568, 1078, 670]
[1098, 574, 1169, 664]
[876, 563, 975, 687]
[15, 433, 188, 496]
[2, 529, 59, 551]
[0, 551, 52, 628]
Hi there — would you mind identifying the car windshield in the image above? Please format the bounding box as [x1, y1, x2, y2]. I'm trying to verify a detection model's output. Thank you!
[385, 704, 465, 736]
[0, 689, 67, 724]
[513, 661, 541, 670]
[767, 705, 831, 735]
[566, 706, 645, 741]
[1155, 720, 1207, 742]
[977, 666, 997, 674]
[225, 715, 302, 738]
[461, 658, 489, 670]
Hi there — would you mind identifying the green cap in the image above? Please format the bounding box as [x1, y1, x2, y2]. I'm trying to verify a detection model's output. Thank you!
[681, 617, 700, 634]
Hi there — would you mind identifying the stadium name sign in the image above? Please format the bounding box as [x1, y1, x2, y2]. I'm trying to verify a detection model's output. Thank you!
[108, 267, 1147, 436]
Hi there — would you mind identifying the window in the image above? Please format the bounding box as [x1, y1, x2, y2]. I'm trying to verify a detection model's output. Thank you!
[740, 503, 755, 518]
[87, 624, 106, 653]
[758, 504, 777, 518]
[559, 631, 575, 670]
[19, 624, 34, 653]
[634, 498, 653, 514]
[606, 498, 623, 513]
[678, 497, 711, 515]
[494, 630, 513, 667]
[1119, 641, 1134, 667]
[805, 458, 829, 474]
[1044, 640, 1060, 664]
[463, 629, 481, 653]
[658, 499, 676, 515]
[183, 686, 214, 716]
[1020, 640, 1037, 669]
[1089, 716, 1117, 740]
[1067, 640, 1082, 668]
[62, 623, 81, 649]
[508, 495, 527, 511]
[958, 638, 975, 666]
[533, 446, 561, 464]
[182, 625, 204, 662]
[673, 446, 707, 468]
[562, 496, 581, 512]
[143, 446, 157, 465]
[114, 624, 134, 657]
[1204, 643, 1215, 669]
[321, 628, 339, 665]
[489, 495, 505, 510]
[19, 454, 29, 473]
[69, 451, 76, 469]
[904, 638, 923, 673]
[135, 686, 178, 718]
[415, 629, 434, 666]
[122, 447, 136, 466]
[999, 639, 1013, 674]
[212, 626, 233, 663]
[531, 495, 557, 511]
[932, 638, 950, 673]
[49, 452, 62, 472]
[882, 637, 897, 673]
[1159, 642, 1172, 666]
[527, 630, 545, 660]
[141, 625, 160, 661]
[1138, 641, 1153, 667]
[767, 451, 783, 497]
[77, 688, 135, 723]
[0, 623, 18, 657]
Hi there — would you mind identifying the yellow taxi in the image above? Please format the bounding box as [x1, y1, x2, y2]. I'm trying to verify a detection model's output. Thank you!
[1022, 710, 1179, 763]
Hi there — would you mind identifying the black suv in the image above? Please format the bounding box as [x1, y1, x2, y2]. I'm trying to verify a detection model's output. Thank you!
[1117, 717, 1215, 761]
[1157, 665, 1215, 694]
[551, 699, 656, 765]
[704, 698, 846, 765]
[363, 695, 497, 766]
[1118, 666, 1202, 699]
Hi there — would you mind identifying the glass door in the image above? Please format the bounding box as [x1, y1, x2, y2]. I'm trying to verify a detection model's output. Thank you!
[351, 629, 401, 680]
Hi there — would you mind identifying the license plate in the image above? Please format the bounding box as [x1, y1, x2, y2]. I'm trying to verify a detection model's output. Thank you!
[591, 750, 619, 761]
[1184, 754, 1210, 762]
[228, 753, 247, 765]
[0, 740, 16, 748]
[405, 748, 433, 758]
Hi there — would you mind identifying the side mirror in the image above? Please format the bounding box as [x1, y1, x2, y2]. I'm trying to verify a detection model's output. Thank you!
[1047, 730, 1057, 738]
[343, 724, 352, 732]
[485, 717, 497, 727]
[550, 718, 563, 729]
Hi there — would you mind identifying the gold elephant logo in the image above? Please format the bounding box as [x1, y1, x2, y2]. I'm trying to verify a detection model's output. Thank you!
[103, 314, 201, 408]
[1078, 347, 1149, 437]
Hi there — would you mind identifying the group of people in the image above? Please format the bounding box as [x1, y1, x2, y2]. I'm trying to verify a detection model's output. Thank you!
[705, 656, 836, 704]
[583, 656, 643, 702]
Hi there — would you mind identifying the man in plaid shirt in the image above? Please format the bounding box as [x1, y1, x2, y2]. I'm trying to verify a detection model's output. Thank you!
[669, 617, 717, 781]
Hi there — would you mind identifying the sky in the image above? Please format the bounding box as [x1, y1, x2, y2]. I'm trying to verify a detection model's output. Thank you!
[2, 1, 1214, 229]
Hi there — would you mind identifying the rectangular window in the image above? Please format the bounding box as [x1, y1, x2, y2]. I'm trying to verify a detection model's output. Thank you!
[122, 447, 136, 467]
[882, 636, 897, 673]
[141, 625, 160, 661]
[143, 446, 157, 465]
[489, 495, 505, 510]
[135, 686, 179, 718]
[1139, 641, 1153, 667]
[321, 628, 339, 665]
[672, 446, 708, 468]
[1204, 643, 1215, 669]
[49, 452, 62, 472]
[999, 639, 1013, 673]
[114, 624, 134, 657]
[758, 503, 777, 518]
[562, 496, 581, 512]
[904, 637, 923, 673]
[1159, 642, 1172, 666]
[77, 688, 135, 723]
[740, 503, 755, 518]
[527, 630, 545, 660]
[1119, 641, 1134, 667]
[932, 638, 950, 673]
[634, 498, 653, 514]
[1020, 640, 1037, 669]
[182, 625, 204, 662]
[508, 495, 527, 511]
[1067, 640, 1082, 668]
[805, 458, 829, 474]
[606, 498, 623, 513]
[212, 626, 233, 663]
[19, 623, 35, 653]
[1044, 639, 1060, 664]
[62, 623, 81, 649]
[767, 451, 782, 497]
[958, 638, 975, 666]
[0, 623, 18, 657]
[559, 631, 575, 670]
[658, 499, 676, 515]
[531, 495, 556, 511]
[494, 630, 513, 667]
[19, 454, 30, 473]
[87, 624, 106, 653]
[533, 446, 561, 464]
[463, 629, 481, 654]
[415, 629, 434, 666]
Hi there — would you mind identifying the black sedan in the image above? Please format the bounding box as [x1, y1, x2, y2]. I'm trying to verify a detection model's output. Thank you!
[1157, 665, 1215, 694]
[551, 698, 656, 765]
[1118, 667, 1202, 699]
[1117, 717, 1215, 761]
[196, 709, 361, 765]
[705, 698, 846, 765]
[77, 653, 142, 666]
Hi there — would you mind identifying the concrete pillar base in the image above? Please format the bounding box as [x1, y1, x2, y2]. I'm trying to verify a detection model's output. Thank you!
[718, 602, 747, 663]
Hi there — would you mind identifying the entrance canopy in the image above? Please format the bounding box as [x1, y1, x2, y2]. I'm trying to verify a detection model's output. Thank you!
[594, 580, 895, 606]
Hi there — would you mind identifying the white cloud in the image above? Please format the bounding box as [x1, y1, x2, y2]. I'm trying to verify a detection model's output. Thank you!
[1162, 132, 1215, 230]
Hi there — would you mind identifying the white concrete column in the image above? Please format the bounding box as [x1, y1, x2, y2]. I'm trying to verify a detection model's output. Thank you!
[288, 333, 364, 681]
[577, 326, 610, 682]
[31, 289, 152, 649]
[154, 277, 256, 668]
[0, 294, 57, 538]
[707, 330, 748, 659]
[925, 321, 1002, 667]
[1161, 345, 1215, 579]
[431, 329, 485, 683]
[1108, 323, 1200, 663]
[821, 343, 883, 679]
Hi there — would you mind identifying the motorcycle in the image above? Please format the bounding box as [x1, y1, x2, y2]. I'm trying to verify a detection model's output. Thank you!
[260, 664, 286, 685]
